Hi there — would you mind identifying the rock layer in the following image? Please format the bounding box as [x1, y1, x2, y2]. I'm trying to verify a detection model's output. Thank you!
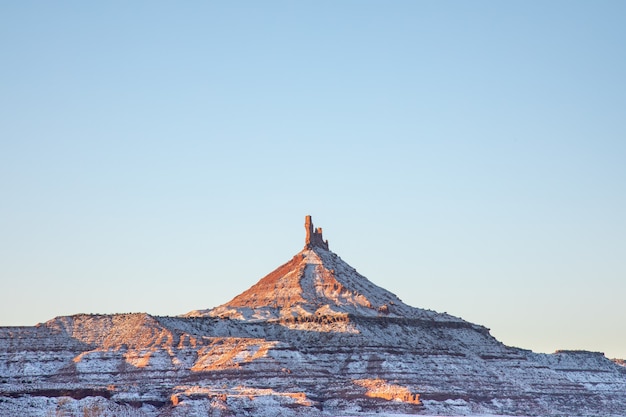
[1, 217, 625, 417]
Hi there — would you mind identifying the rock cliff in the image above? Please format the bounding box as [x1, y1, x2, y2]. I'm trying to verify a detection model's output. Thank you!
[1, 217, 625, 417]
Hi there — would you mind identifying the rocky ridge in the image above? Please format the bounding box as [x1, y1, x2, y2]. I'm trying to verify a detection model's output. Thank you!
[1, 216, 625, 417]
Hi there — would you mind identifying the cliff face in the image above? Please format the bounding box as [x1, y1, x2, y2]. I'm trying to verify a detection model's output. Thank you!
[1, 217, 625, 417]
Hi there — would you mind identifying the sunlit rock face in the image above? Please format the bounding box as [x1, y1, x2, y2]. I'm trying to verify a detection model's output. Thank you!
[1, 217, 625, 417]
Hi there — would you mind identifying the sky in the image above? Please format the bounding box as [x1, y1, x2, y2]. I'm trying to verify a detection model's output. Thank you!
[1, 1, 625, 358]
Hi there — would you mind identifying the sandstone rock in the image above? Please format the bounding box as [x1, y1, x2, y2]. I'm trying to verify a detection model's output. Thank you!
[1, 217, 625, 416]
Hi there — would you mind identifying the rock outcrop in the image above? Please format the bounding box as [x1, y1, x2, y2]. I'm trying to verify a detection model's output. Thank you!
[1, 216, 625, 417]
[304, 215, 329, 250]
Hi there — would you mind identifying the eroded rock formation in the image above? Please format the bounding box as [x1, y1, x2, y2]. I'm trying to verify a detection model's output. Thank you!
[1, 216, 625, 417]
[305, 215, 329, 250]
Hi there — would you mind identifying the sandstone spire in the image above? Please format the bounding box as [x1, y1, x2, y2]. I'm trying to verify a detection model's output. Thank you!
[304, 215, 329, 250]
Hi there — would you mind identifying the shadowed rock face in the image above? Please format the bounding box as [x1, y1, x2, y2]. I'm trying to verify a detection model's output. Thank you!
[1, 217, 625, 417]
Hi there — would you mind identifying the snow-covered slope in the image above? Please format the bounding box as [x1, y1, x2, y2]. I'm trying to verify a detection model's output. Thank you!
[1, 216, 625, 417]
[187, 245, 462, 324]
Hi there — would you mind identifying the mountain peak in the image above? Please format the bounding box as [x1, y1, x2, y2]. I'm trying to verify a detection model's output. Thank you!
[5, 217, 626, 417]
[304, 215, 329, 250]
[187, 216, 461, 324]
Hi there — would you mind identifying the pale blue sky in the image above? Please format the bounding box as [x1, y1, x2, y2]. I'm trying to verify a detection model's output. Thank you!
[1, 1, 625, 358]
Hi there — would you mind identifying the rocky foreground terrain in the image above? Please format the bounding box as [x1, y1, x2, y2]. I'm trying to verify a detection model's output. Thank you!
[1, 217, 625, 417]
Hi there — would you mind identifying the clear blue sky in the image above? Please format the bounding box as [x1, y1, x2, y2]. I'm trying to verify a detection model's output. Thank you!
[1, 1, 625, 358]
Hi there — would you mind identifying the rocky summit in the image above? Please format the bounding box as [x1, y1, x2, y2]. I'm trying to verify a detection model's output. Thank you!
[1, 216, 625, 417]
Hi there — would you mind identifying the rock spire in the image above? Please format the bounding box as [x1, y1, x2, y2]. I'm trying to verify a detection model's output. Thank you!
[304, 215, 329, 250]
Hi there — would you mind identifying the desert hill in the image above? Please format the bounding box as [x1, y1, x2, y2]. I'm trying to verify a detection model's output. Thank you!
[1, 216, 625, 416]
